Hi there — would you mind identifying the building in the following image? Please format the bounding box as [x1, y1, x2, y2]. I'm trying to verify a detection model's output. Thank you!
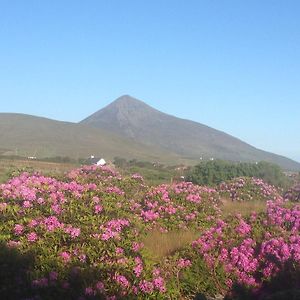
[88, 156, 106, 166]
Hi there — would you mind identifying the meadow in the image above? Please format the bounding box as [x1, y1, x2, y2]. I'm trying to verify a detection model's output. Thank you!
[0, 163, 299, 299]
[0, 157, 77, 183]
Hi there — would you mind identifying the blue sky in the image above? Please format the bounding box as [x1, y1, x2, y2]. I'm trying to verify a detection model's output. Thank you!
[0, 1, 299, 162]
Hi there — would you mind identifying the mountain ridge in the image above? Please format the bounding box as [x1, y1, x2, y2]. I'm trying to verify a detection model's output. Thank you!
[0, 112, 184, 163]
[0, 95, 299, 170]
[80, 95, 300, 170]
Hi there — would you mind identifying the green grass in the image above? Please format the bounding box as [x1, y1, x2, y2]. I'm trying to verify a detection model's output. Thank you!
[0, 158, 77, 183]
[0, 113, 197, 165]
[142, 229, 199, 261]
[220, 198, 267, 216]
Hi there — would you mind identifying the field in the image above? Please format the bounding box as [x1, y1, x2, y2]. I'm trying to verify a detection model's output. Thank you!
[0, 158, 77, 183]
[0, 162, 299, 299]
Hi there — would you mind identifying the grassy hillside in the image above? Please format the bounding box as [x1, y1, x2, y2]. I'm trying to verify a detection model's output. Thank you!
[81, 95, 300, 171]
[0, 113, 192, 165]
[0, 158, 77, 183]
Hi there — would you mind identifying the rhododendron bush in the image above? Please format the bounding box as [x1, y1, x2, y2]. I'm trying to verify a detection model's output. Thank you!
[190, 200, 300, 297]
[0, 165, 299, 299]
[218, 177, 282, 202]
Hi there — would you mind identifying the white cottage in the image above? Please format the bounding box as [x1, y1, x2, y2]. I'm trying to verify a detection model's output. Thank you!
[88, 156, 106, 166]
[96, 158, 106, 166]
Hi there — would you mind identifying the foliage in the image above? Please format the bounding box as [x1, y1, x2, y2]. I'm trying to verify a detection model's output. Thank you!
[190, 200, 300, 299]
[284, 183, 300, 202]
[0, 165, 299, 299]
[113, 157, 183, 185]
[186, 160, 291, 188]
[218, 177, 282, 202]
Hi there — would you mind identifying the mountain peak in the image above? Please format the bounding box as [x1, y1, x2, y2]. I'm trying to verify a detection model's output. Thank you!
[79, 96, 300, 170]
[98, 95, 160, 119]
[110, 95, 149, 108]
[114, 94, 134, 101]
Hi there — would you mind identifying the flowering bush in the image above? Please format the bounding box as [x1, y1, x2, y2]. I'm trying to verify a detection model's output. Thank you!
[284, 183, 300, 202]
[189, 199, 300, 298]
[0, 165, 219, 299]
[218, 177, 282, 202]
[0, 165, 299, 299]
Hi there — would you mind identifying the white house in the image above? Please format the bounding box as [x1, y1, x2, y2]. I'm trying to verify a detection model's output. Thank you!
[88, 156, 106, 166]
[96, 158, 106, 166]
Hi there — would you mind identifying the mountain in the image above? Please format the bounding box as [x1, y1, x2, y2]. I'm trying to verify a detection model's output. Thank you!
[0, 113, 184, 163]
[1, 96, 299, 170]
[80, 95, 300, 171]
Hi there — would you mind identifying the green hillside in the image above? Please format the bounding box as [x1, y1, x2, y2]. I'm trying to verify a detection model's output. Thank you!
[0, 113, 188, 164]
[80, 95, 300, 171]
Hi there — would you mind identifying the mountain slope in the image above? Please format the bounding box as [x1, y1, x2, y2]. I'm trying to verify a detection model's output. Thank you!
[0, 113, 184, 163]
[80, 95, 300, 170]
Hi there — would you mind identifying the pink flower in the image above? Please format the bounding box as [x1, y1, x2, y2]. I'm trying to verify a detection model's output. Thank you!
[23, 200, 32, 208]
[114, 274, 130, 288]
[153, 277, 166, 292]
[51, 204, 62, 214]
[178, 258, 192, 268]
[94, 204, 103, 214]
[14, 224, 24, 235]
[37, 197, 45, 205]
[64, 225, 80, 238]
[60, 251, 71, 263]
[92, 196, 100, 203]
[28, 219, 39, 228]
[27, 232, 38, 242]
[132, 242, 144, 252]
[115, 247, 124, 255]
[139, 280, 154, 294]
[133, 257, 143, 277]
[236, 220, 251, 236]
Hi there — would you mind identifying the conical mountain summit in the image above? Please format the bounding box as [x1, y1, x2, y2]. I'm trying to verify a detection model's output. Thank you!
[80, 95, 300, 170]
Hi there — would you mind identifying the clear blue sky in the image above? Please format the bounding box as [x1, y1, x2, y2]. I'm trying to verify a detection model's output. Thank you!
[0, 1, 299, 162]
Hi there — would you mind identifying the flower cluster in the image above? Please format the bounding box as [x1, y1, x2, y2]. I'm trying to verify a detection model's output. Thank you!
[192, 200, 300, 291]
[0, 164, 299, 299]
[218, 177, 282, 202]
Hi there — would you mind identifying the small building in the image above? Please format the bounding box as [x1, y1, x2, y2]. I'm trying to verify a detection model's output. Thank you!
[88, 156, 106, 166]
[96, 158, 106, 166]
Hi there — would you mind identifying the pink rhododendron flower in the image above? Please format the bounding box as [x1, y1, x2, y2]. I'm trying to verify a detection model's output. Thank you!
[27, 232, 38, 242]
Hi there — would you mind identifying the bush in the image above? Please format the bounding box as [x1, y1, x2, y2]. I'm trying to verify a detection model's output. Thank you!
[0, 165, 299, 299]
[186, 160, 290, 188]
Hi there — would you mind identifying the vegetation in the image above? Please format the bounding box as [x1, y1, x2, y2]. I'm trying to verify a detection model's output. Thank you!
[0, 164, 299, 299]
[2, 97, 300, 170]
[0, 113, 186, 165]
[113, 157, 184, 185]
[80, 95, 300, 171]
[0, 157, 76, 183]
[284, 183, 300, 202]
[186, 160, 291, 188]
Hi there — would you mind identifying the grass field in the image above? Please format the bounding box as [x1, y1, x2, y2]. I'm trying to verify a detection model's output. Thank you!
[0, 158, 77, 183]
[220, 198, 267, 216]
[142, 229, 199, 261]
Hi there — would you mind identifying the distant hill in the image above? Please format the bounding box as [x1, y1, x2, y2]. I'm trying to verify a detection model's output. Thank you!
[0, 113, 184, 163]
[80, 95, 300, 171]
[1, 96, 299, 170]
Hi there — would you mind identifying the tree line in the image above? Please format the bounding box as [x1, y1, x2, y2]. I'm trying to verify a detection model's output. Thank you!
[186, 160, 291, 188]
